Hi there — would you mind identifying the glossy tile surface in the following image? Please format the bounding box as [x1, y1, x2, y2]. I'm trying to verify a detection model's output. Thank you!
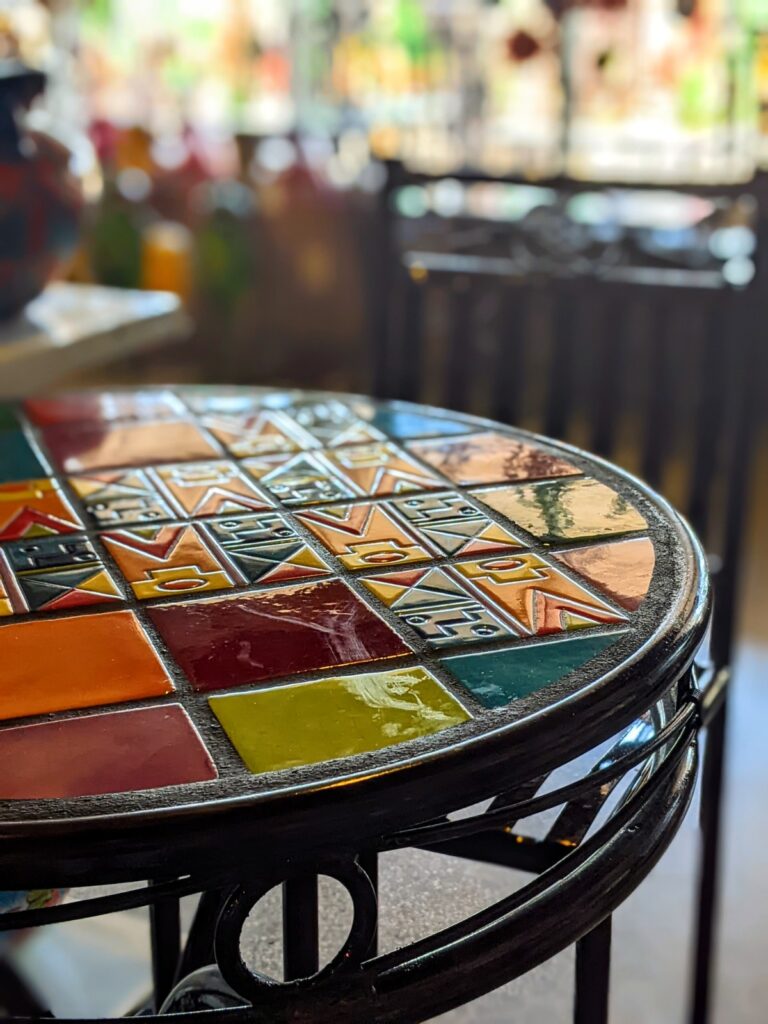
[0, 610, 173, 722]
[24, 391, 185, 426]
[0, 551, 24, 616]
[370, 408, 472, 440]
[279, 398, 385, 447]
[323, 442, 444, 497]
[362, 566, 517, 648]
[295, 503, 432, 570]
[442, 633, 625, 709]
[242, 452, 356, 506]
[101, 524, 235, 599]
[475, 477, 648, 542]
[204, 512, 331, 584]
[0, 431, 47, 483]
[147, 579, 410, 692]
[555, 538, 656, 611]
[408, 432, 580, 486]
[0, 705, 216, 798]
[0, 479, 82, 542]
[210, 667, 470, 774]
[202, 411, 309, 458]
[42, 420, 220, 473]
[5, 535, 122, 613]
[155, 461, 271, 517]
[68, 469, 174, 527]
[454, 554, 627, 635]
[392, 493, 523, 557]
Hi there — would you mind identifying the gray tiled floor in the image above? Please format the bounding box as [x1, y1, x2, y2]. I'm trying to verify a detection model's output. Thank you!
[9, 452, 768, 1023]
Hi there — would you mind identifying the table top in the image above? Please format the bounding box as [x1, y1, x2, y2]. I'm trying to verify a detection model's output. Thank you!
[0, 387, 708, 878]
[0, 284, 190, 399]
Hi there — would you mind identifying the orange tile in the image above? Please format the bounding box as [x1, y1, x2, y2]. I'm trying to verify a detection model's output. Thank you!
[295, 503, 432, 569]
[554, 538, 656, 611]
[101, 524, 236, 599]
[324, 442, 443, 496]
[408, 432, 580, 486]
[43, 420, 221, 472]
[155, 461, 271, 517]
[0, 478, 82, 542]
[0, 610, 173, 722]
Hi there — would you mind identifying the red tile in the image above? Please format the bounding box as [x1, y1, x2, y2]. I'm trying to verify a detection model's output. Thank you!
[24, 391, 185, 426]
[42, 421, 220, 473]
[147, 579, 410, 693]
[0, 705, 217, 799]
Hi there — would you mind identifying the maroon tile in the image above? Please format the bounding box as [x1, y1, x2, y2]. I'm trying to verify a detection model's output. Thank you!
[147, 579, 410, 693]
[24, 390, 185, 426]
[41, 420, 221, 473]
[0, 705, 217, 799]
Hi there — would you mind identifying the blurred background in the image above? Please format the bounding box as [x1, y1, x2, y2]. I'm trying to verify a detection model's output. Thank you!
[0, 2, 767, 1022]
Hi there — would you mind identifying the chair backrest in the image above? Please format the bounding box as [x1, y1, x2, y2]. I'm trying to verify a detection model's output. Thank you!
[370, 164, 766, 669]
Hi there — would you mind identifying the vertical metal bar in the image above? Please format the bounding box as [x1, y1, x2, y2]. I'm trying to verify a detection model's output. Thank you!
[150, 883, 181, 1010]
[358, 851, 379, 957]
[399, 268, 427, 403]
[177, 888, 227, 981]
[282, 874, 319, 981]
[491, 284, 526, 427]
[589, 286, 627, 459]
[574, 916, 613, 1024]
[545, 284, 577, 440]
[444, 276, 473, 412]
[640, 293, 672, 489]
[370, 160, 400, 398]
[690, 701, 728, 1024]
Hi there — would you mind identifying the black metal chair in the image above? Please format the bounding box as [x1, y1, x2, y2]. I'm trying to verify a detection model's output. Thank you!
[368, 161, 765, 1024]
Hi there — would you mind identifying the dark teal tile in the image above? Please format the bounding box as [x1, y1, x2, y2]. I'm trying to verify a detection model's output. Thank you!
[372, 408, 472, 440]
[0, 431, 46, 483]
[441, 633, 625, 709]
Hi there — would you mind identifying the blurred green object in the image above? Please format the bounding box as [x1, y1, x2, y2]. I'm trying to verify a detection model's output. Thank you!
[88, 173, 150, 288]
[193, 181, 258, 314]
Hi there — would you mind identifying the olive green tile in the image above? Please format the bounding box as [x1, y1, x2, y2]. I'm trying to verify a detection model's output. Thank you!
[209, 666, 471, 775]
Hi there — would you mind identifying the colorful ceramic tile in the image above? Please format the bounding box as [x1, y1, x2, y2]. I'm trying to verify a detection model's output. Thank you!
[201, 411, 311, 458]
[323, 442, 444, 497]
[101, 524, 236, 599]
[0, 479, 82, 542]
[392, 493, 524, 558]
[204, 512, 330, 585]
[155, 461, 271, 518]
[454, 554, 628, 636]
[0, 430, 47, 483]
[24, 390, 185, 426]
[0, 404, 20, 431]
[554, 538, 656, 612]
[294, 503, 433, 570]
[475, 478, 648, 543]
[279, 398, 385, 447]
[42, 420, 221, 473]
[5, 535, 123, 613]
[0, 610, 173, 722]
[179, 389, 265, 415]
[68, 469, 174, 527]
[371, 408, 473, 440]
[407, 432, 580, 486]
[210, 667, 470, 775]
[442, 633, 625, 709]
[0, 705, 216, 798]
[361, 566, 517, 648]
[146, 579, 410, 693]
[0, 551, 25, 616]
[242, 452, 356, 506]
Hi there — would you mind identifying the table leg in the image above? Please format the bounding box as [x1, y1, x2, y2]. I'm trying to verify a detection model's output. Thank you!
[282, 874, 319, 981]
[574, 915, 612, 1024]
[149, 883, 181, 1010]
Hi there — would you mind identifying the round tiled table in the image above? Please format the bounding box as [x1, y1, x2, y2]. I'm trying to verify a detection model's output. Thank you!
[0, 388, 709, 1021]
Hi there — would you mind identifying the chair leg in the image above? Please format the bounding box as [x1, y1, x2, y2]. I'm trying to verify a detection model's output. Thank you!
[149, 884, 181, 1010]
[574, 915, 612, 1024]
[690, 697, 729, 1024]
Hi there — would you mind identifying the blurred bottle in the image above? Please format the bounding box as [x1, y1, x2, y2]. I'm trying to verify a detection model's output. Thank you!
[141, 220, 193, 299]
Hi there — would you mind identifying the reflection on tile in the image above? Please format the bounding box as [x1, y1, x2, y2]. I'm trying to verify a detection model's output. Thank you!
[24, 390, 185, 426]
[42, 420, 221, 473]
[0, 479, 82, 542]
[204, 512, 330, 584]
[555, 538, 656, 611]
[179, 387, 266, 415]
[295, 503, 432, 570]
[475, 477, 647, 543]
[371, 408, 473, 440]
[242, 452, 356, 506]
[210, 666, 470, 774]
[201, 411, 311, 458]
[392, 493, 524, 557]
[442, 633, 625, 709]
[147, 579, 410, 693]
[0, 705, 216, 798]
[279, 398, 385, 447]
[362, 566, 517, 648]
[407, 432, 580, 486]
[454, 554, 627, 636]
[324, 442, 443, 497]
[0, 611, 173, 722]
[101, 524, 236, 599]
[6, 535, 122, 613]
[156, 461, 271, 517]
[0, 430, 47, 483]
[68, 469, 174, 527]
